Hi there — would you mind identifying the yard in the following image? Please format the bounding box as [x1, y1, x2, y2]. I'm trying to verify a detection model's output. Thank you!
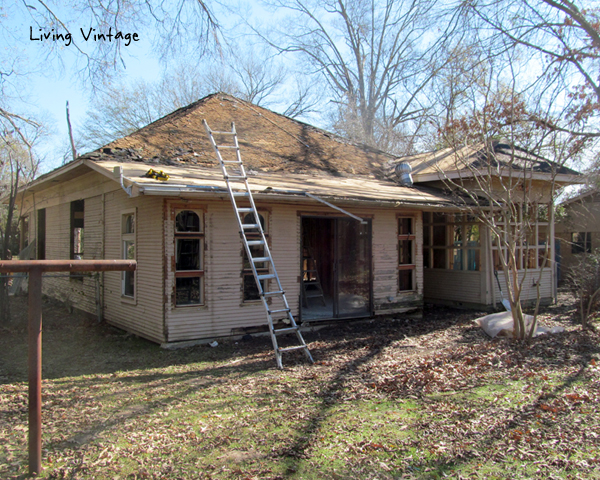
[1, 294, 599, 480]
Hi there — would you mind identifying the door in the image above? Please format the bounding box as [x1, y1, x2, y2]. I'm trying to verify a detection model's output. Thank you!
[301, 217, 372, 320]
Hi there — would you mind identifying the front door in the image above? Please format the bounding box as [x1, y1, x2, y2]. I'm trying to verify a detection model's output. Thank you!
[301, 217, 372, 320]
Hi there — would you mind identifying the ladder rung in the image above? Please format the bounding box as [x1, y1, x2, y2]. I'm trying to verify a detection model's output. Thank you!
[237, 208, 254, 213]
[216, 145, 238, 149]
[242, 223, 260, 229]
[257, 274, 276, 281]
[247, 240, 265, 246]
[274, 327, 298, 335]
[278, 345, 309, 353]
[232, 192, 250, 197]
[268, 308, 290, 315]
[223, 160, 243, 164]
[211, 130, 236, 135]
[252, 257, 271, 263]
[262, 290, 284, 297]
[226, 175, 247, 180]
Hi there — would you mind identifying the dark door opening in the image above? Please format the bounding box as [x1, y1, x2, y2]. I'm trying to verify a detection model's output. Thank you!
[301, 216, 372, 320]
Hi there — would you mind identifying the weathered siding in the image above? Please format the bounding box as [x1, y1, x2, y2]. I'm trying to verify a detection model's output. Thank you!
[424, 270, 483, 305]
[493, 269, 553, 304]
[37, 196, 102, 315]
[102, 190, 165, 343]
[372, 209, 423, 313]
[165, 201, 424, 342]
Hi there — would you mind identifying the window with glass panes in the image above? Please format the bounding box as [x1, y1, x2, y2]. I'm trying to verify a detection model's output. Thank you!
[398, 216, 416, 291]
[174, 210, 204, 306]
[423, 212, 481, 270]
[491, 204, 549, 270]
[122, 211, 136, 297]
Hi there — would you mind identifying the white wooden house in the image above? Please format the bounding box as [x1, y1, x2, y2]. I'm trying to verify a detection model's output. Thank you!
[14, 93, 578, 344]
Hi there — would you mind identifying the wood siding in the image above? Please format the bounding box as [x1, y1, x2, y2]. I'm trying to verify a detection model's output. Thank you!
[424, 270, 483, 305]
[165, 201, 424, 342]
[102, 190, 165, 342]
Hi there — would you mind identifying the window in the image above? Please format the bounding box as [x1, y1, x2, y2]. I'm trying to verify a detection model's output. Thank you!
[174, 210, 204, 306]
[491, 204, 549, 270]
[70, 200, 84, 260]
[37, 209, 45, 260]
[242, 211, 269, 301]
[572, 232, 592, 254]
[398, 216, 416, 291]
[122, 212, 135, 297]
[423, 212, 480, 270]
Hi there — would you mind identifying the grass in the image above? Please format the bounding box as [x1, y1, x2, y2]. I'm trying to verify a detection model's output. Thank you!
[0, 295, 599, 479]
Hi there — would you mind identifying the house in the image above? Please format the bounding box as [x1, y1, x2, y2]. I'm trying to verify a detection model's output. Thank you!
[555, 189, 600, 283]
[400, 141, 579, 308]
[14, 93, 578, 345]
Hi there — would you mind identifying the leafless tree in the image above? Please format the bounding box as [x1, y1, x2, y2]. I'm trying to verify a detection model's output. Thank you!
[256, 0, 460, 151]
[466, 0, 600, 139]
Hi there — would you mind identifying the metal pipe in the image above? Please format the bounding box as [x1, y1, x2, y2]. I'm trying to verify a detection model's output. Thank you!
[0, 260, 136, 273]
[28, 267, 42, 476]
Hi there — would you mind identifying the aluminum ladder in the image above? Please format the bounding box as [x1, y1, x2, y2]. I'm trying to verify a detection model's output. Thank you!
[203, 120, 314, 369]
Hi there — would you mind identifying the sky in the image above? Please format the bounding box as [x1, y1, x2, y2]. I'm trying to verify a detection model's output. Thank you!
[5, 1, 261, 174]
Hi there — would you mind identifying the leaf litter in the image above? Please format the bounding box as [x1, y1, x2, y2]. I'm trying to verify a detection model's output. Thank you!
[0, 293, 598, 479]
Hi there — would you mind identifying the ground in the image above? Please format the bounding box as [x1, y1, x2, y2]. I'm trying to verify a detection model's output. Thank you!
[0, 294, 599, 479]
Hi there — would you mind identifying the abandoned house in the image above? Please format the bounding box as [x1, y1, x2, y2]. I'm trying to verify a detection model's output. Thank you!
[555, 189, 600, 283]
[13, 93, 579, 345]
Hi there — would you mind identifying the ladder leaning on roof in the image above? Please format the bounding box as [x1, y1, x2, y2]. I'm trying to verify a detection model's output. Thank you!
[202, 120, 314, 369]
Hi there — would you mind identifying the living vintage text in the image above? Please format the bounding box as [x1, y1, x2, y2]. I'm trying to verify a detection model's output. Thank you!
[30, 27, 139, 47]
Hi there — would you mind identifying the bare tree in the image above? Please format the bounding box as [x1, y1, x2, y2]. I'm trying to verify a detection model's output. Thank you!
[430, 52, 585, 339]
[0, 133, 40, 323]
[467, 0, 600, 139]
[257, 0, 458, 151]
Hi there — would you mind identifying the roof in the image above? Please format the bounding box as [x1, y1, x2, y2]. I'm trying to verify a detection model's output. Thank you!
[400, 140, 580, 183]
[87, 159, 458, 207]
[20, 93, 464, 208]
[80, 92, 397, 178]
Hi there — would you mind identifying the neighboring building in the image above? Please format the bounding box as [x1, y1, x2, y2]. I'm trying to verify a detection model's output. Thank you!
[13, 93, 579, 345]
[556, 189, 600, 284]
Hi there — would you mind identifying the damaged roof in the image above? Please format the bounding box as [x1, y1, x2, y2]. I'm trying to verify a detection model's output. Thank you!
[400, 140, 580, 182]
[80, 92, 396, 178]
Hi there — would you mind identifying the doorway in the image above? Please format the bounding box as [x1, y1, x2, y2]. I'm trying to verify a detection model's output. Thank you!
[301, 216, 372, 320]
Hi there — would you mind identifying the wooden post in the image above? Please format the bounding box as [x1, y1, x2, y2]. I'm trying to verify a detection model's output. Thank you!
[0, 260, 136, 476]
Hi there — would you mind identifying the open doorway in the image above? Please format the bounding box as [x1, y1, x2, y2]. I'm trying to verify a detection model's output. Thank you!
[301, 216, 372, 321]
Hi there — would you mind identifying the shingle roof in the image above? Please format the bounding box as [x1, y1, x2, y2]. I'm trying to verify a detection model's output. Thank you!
[81, 92, 397, 179]
[401, 141, 580, 180]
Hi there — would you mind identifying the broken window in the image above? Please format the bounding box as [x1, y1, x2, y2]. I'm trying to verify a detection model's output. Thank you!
[174, 210, 204, 306]
[36, 209, 45, 259]
[70, 200, 84, 260]
[398, 216, 416, 291]
[122, 211, 135, 298]
[242, 211, 268, 301]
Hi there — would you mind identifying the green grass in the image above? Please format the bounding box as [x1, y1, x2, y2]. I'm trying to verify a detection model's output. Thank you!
[1, 296, 599, 479]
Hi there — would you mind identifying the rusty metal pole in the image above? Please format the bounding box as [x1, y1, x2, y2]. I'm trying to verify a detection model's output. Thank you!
[0, 259, 136, 476]
[28, 267, 42, 476]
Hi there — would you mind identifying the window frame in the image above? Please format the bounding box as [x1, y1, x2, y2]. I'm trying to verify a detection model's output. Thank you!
[173, 208, 205, 307]
[121, 209, 136, 300]
[491, 205, 549, 271]
[571, 232, 592, 255]
[423, 212, 481, 271]
[397, 215, 416, 292]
